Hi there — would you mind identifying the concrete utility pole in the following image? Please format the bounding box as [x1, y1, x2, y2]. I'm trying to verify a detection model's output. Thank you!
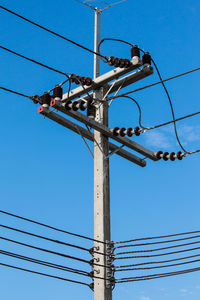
[93, 8, 112, 300]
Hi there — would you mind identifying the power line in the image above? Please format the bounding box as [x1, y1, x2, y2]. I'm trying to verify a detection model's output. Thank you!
[115, 230, 200, 245]
[0, 86, 33, 100]
[0, 210, 106, 244]
[0, 249, 107, 280]
[109, 66, 200, 100]
[0, 249, 89, 276]
[0, 224, 89, 253]
[0, 224, 107, 257]
[0, 236, 90, 265]
[0, 261, 90, 287]
[114, 246, 200, 260]
[114, 234, 200, 249]
[114, 240, 200, 256]
[0, 5, 108, 61]
[115, 258, 200, 272]
[115, 266, 200, 283]
[0, 45, 69, 76]
[115, 253, 200, 269]
[0, 236, 109, 269]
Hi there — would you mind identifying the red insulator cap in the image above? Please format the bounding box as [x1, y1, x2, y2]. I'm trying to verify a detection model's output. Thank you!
[163, 152, 169, 161]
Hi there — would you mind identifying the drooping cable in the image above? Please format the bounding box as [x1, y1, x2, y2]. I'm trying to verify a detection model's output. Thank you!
[0, 210, 106, 244]
[0, 249, 107, 281]
[115, 234, 200, 250]
[0, 236, 109, 269]
[115, 258, 200, 272]
[0, 224, 107, 257]
[114, 246, 200, 260]
[115, 266, 200, 283]
[115, 230, 200, 245]
[0, 86, 34, 100]
[0, 45, 69, 77]
[0, 249, 89, 276]
[0, 261, 90, 287]
[114, 240, 200, 256]
[115, 253, 200, 269]
[0, 5, 108, 61]
[109, 66, 200, 100]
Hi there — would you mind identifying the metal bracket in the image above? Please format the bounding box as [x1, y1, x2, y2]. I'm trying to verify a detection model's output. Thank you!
[105, 240, 115, 290]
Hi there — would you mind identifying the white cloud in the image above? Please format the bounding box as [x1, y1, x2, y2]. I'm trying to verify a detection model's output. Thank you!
[145, 130, 171, 149]
[140, 296, 151, 300]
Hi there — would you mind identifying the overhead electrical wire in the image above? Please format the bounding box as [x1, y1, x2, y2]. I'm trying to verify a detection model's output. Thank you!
[115, 253, 200, 269]
[115, 266, 200, 283]
[0, 224, 107, 257]
[0, 235, 90, 265]
[0, 262, 90, 287]
[109, 66, 200, 100]
[115, 230, 200, 245]
[98, 37, 191, 152]
[114, 246, 200, 260]
[0, 236, 109, 269]
[114, 240, 200, 256]
[0, 86, 34, 100]
[114, 234, 200, 250]
[0, 5, 108, 61]
[0, 249, 89, 276]
[0, 210, 106, 244]
[115, 258, 200, 272]
[0, 45, 69, 77]
[0, 249, 107, 281]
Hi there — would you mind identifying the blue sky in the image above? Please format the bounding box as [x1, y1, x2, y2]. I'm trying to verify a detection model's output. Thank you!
[1, 0, 200, 299]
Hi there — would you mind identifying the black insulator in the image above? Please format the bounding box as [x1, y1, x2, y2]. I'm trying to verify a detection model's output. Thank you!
[65, 100, 72, 111]
[131, 45, 140, 58]
[134, 126, 140, 136]
[112, 127, 120, 136]
[53, 85, 63, 99]
[127, 127, 133, 137]
[72, 101, 79, 111]
[124, 59, 131, 68]
[142, 52, 151, 65]
[119, 59, 126, 68]
[155, 150, 163, 160]
[177, 151, 183, 160]
[80, 77, 87, 85]
[75, 75, 81, 85]
[33, 95, 39, 104]
[85, 77, 93, 86]
[87, 103, 96, 118]
[108, 56, 116, 66]
[41, 92, 51, 106]
[70, 74, 76, 83]
[169, 152, 176, 161]
[113, 57, 121, 67]
[163, 152, 169, 161]
[119, 127, 126, 137]
[79, 100, 86, 111]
